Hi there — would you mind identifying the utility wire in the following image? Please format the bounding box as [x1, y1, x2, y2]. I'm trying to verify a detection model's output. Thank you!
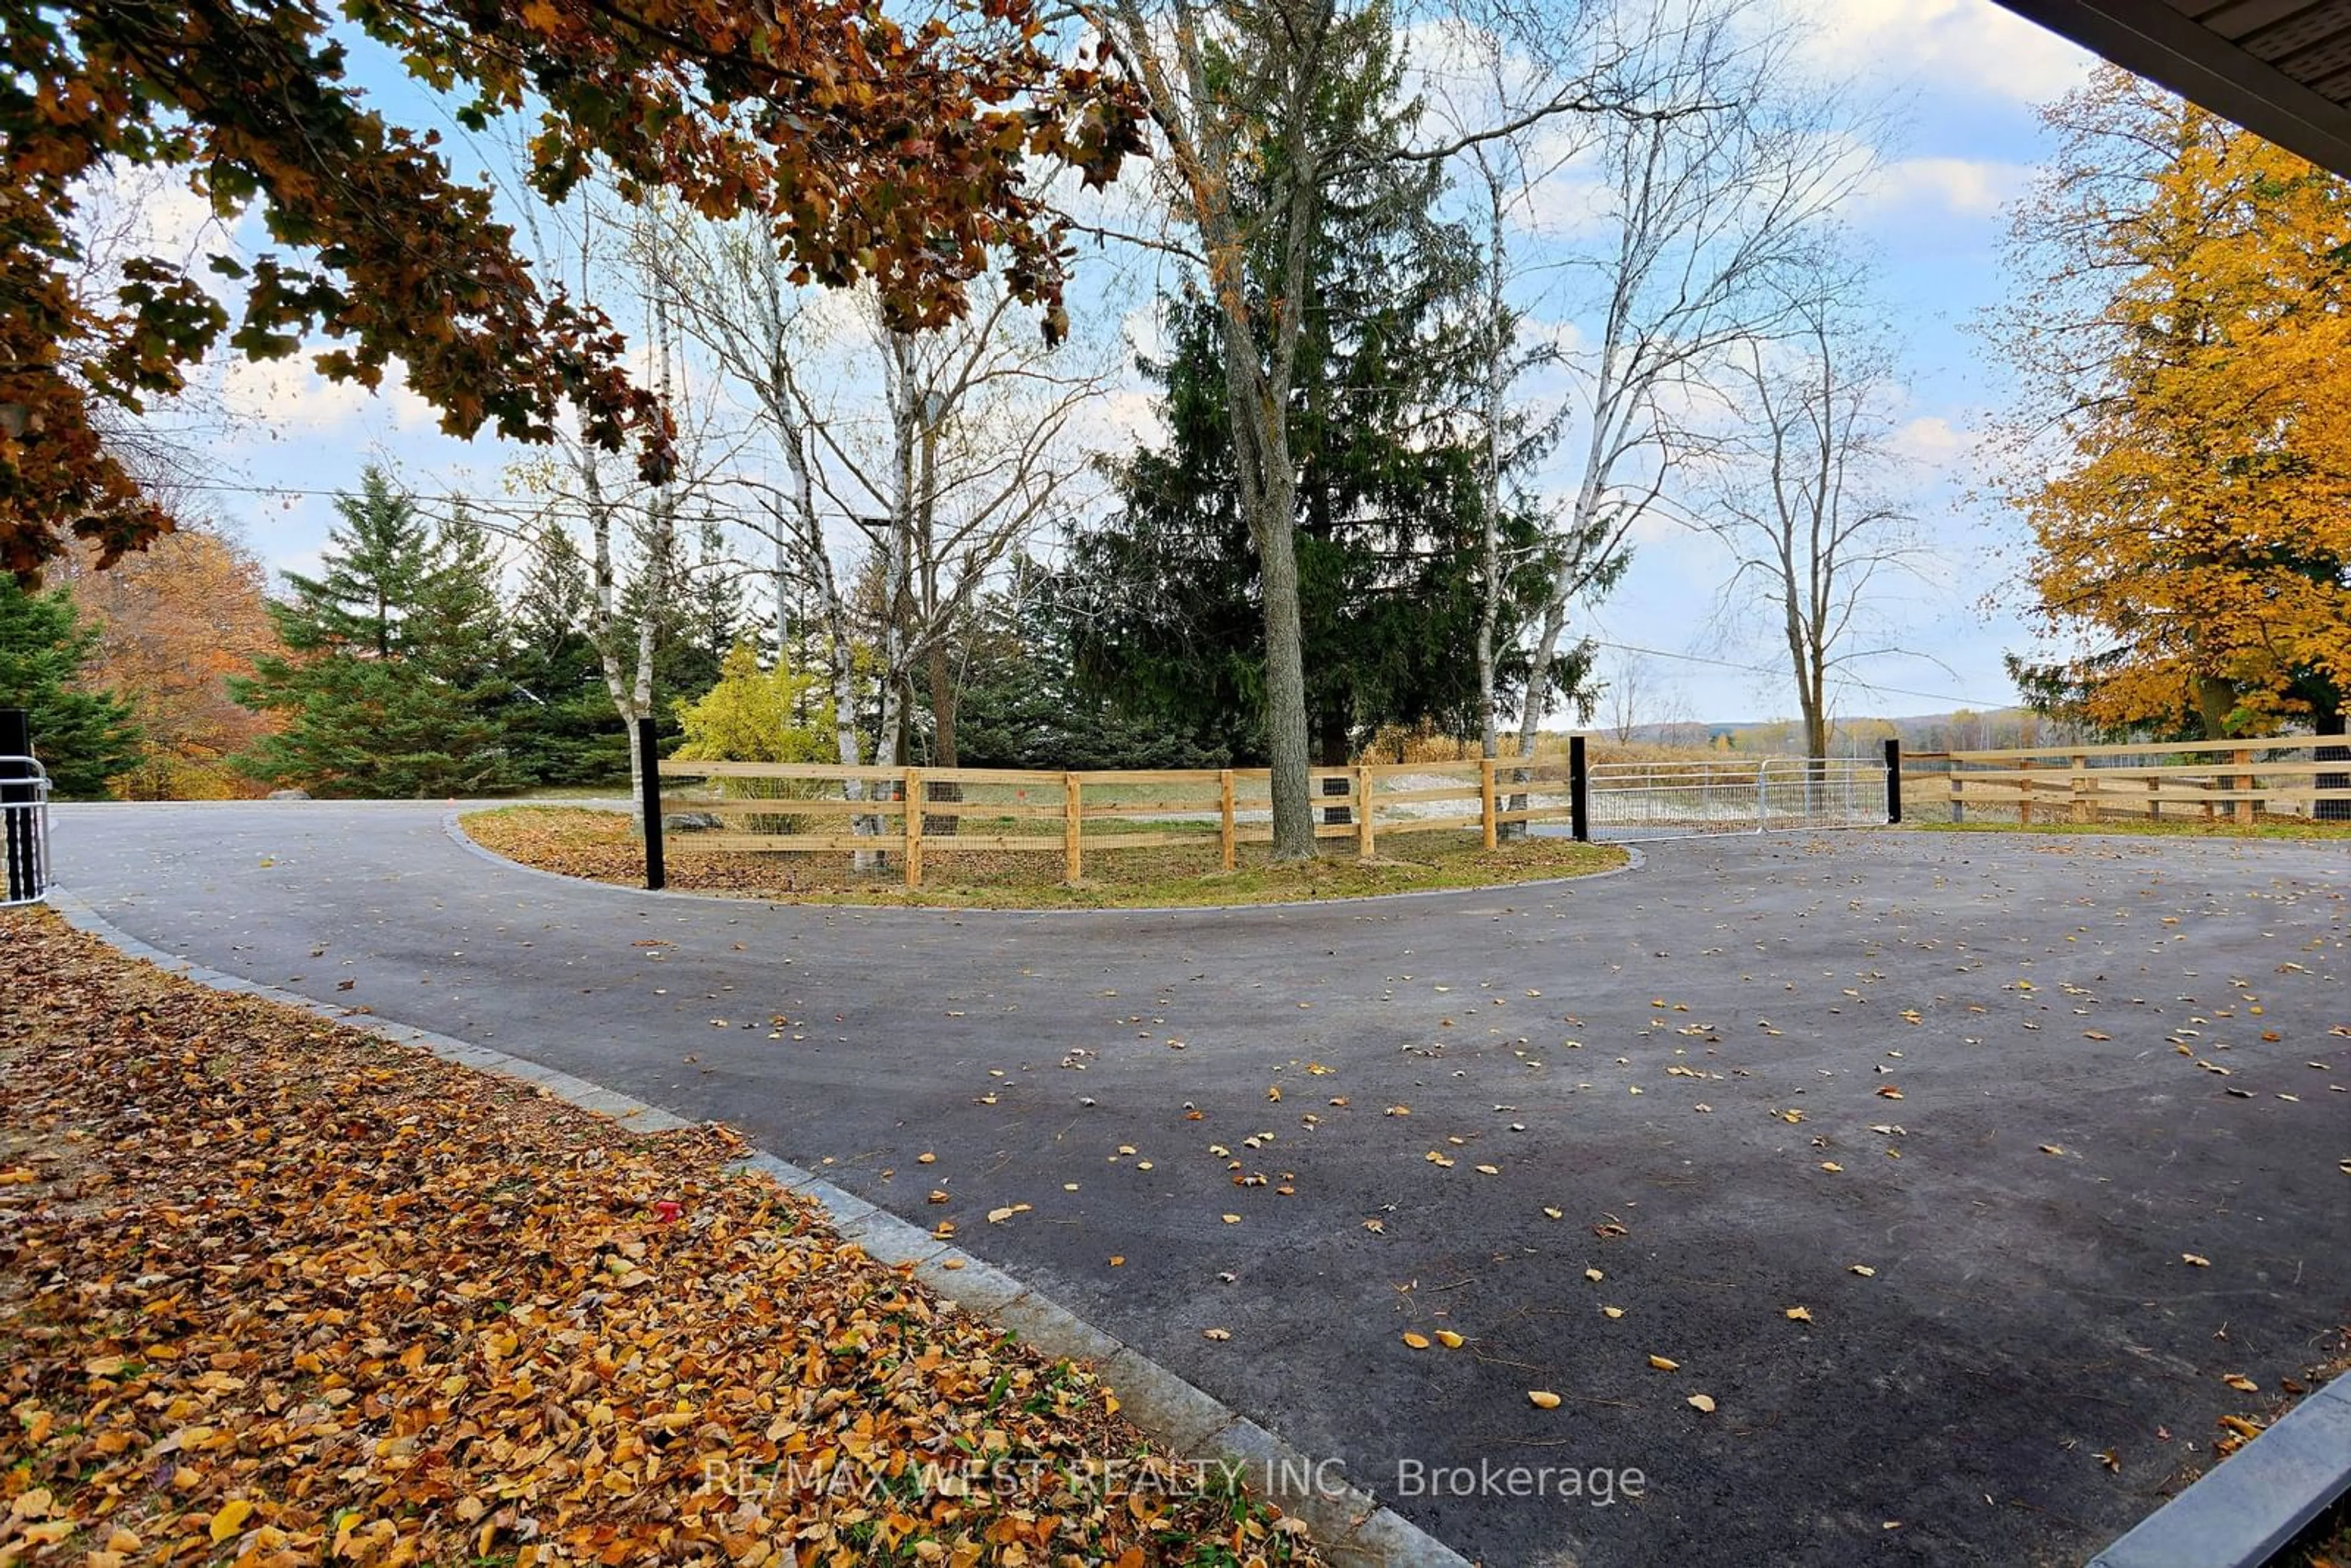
[1583, 635, 2012, 711]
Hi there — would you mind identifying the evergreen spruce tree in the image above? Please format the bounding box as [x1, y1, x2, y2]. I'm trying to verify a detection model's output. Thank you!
[233, 468, 525, 796]
[0, 574, 140, 797]
[1061, 21, 1559, 766]
[506, 523, 628, 783]
[953, 557, 1229, 771]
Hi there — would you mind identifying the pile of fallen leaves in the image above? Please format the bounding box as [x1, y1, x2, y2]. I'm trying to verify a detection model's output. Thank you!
[0, 909, 1319, 1567]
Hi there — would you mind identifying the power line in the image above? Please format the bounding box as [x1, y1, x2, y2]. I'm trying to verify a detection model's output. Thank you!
[1584, 636, 2012, 712]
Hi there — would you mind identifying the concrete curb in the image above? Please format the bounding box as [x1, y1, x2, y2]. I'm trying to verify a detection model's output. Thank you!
[2085, 1373, 2351, 1568]
[442, 805, 1646, 919]
[42, 885, 1477, 1568]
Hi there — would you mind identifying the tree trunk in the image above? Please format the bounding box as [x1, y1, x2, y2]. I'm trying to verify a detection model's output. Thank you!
[1475, 170, 1507, 763]
[1254, 483, 1318, 857]
[926, 642, 961, 833]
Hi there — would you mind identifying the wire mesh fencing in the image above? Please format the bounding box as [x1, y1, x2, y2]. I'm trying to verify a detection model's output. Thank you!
[1585, 757, 1888, 842]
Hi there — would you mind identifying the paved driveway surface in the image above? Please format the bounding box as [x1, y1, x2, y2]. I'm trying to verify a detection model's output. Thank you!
[44, 803, 2351, 1567]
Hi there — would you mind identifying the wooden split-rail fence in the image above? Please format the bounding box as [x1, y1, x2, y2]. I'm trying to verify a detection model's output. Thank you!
[650, 757, 1580, 890]
[1905, 737, 2351, 825]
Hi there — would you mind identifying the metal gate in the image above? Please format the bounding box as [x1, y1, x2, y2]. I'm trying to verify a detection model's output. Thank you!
[1, 755, 51, 906]
[1585, 756, 1888, 842]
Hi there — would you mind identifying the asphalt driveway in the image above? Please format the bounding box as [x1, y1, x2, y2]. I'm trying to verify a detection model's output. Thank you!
[42, 803, 2351, 1567]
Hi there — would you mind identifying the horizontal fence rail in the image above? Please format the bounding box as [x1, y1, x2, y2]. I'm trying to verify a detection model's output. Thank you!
[1901, 738, 2351, 827]
[639, 744, 1902, 888]
[1586, 756, 1889, 842]
[653, 759, 1565, 887]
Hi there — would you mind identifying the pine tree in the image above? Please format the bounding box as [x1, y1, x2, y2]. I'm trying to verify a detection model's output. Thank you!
[506, 523, 628, 784]
[954, 558, 1229, 771]
[281, 467, 435, 659]
[233, 469, 525, 796]
[614, 518, 745, 737]
[0, 574, 140, 797]
[1061, 22, 1562, 767]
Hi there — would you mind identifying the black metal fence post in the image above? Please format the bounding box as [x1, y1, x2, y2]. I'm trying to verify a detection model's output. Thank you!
[1, 710, 37, 903]
[637, 716, 666, 891]
[1569, 734, 1591, 842]
[1883, 737, 1904, 825]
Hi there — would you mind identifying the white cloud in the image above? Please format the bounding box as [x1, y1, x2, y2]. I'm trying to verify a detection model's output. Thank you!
[1892, 414, 1970, 468]
[1799, 0, 2093, 104]
[1859, 156, 2034, 218]
[220, 356, 438, 434]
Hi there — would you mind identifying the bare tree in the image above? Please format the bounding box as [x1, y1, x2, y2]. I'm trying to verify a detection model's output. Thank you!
[647, 217, 1106, 777]
[1415, 10, 1621, 762]
[1606, 648, 1651, 743]
[1510, 0, 1871, 759]
[1700, 269, 1919, 761]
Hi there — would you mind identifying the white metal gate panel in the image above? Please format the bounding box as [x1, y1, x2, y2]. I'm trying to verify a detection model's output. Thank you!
[1587, 757, 1884, 842]
[1, 756, 51, 906]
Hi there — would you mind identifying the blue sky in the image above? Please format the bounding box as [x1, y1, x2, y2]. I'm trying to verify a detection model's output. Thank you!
[138, 0, 2103, 729]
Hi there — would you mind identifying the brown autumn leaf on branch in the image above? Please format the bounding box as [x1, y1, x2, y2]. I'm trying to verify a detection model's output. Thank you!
[0, 907, 1316, 1567]
[1, 0, 1146, 580]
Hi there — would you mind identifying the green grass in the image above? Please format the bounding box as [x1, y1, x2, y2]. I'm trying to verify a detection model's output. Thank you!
[461, 805, 1627, 909]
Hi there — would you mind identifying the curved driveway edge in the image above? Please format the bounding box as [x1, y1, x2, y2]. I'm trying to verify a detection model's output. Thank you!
[443, 805, 1645, 917]
[42, 883, 1475, 1568]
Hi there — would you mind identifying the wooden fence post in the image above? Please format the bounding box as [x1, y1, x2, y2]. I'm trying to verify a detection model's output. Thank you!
[1219, 770, 1237, 870]
[902, 767, 923, 890]
[2068, 752, 2090, 823]
[1063, 771, 1084, 882]
[2234, 748, 2254, 826]
[1355, 765, 1375, 858]
[1480, 759, 1498, 849]
[1883, 738, 1903, 825]
[2018, 758, 2035, 826]
[2147, 776, 2161, 822]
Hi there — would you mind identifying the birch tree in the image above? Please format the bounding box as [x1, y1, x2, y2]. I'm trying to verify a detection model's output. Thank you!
[1508, 0, 1867, 758]
[648, 219, 1107, 777]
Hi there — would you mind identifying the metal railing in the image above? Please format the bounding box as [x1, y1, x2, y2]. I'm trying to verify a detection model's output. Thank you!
[1, 756, 51, 907]
[1586, 756, 1888, 842]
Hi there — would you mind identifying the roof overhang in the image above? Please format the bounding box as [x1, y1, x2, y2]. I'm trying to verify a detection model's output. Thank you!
[1990, 1, 2351, 176]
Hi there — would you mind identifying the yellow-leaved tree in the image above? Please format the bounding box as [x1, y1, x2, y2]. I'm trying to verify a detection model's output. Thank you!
[1990, 67, 2351, 738]
[670, 643, 837, 766]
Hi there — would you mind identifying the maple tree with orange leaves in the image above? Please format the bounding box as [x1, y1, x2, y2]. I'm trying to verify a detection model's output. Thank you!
[1991, 67, 2351, 739]
[0, 0, 1144, 581]
[49, 519, 283, 797]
